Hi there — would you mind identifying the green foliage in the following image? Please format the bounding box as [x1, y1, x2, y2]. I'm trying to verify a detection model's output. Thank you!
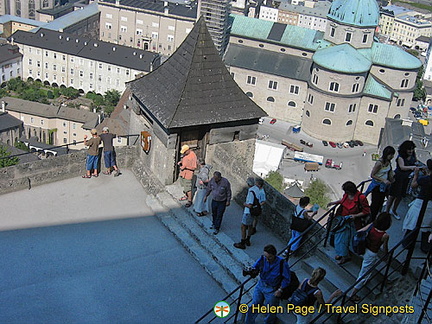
[407, 49, 419, 57]
[14, 141, 29, 152]
[0, 87, 7, 98]
[104, 89, 121, 106]
[265, 170, 284, 192]
[6, 77, 26, 92]
[414, 66, 426, 101]
[304, 178, 330, 209]
[47, 90, 54, 99]
[59, 87, 80, 99]
[0, 145, 19, 168]
[104, 105, 115, 116]
[20, 87, 44, 101]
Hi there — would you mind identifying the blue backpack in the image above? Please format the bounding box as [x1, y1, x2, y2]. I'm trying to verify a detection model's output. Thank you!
[352, 225, 373, 255]
[290, 280, 318, 306]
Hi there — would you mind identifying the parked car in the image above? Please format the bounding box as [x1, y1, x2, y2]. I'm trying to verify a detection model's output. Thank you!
[337, 143, 343, 149]
[329, 141, 337, 148]
[348, 140, 355, 148]
[410, 107, 417, 112]
[343, 142, 349, 148]
[322, 140, 328, 146]
[300, 139, 313, 147]
[258, 117, 264, 125]
[270, 118, 277, 124]
[355, 140, 364, 146]
[419, 119, 429, 126]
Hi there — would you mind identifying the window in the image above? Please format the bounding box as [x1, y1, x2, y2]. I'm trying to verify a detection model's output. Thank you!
[152, 22, 159, 28]
[28, 59, 32, 65]
[99, 63, 103, 69]
[305, 110, 310, 117]
[167, 35, 174, 42]
[70, 68, 74, 75]
[348, 103, 356, 113]
[105, 23, 112, 30]
[329, 82, 339, 92]
[70, 79, 73, 84]
[106, 13, 112, 19]
[268, 80, 278, 89]
[62, 55, 66, 61]
[352, 83, 360, 93]
[307, 94, 314, 104]
[400, 79, 409, 88]
[345, 32, 352, 42]
[346, 120, 353, 126]
[267, 97, 275, 102]
[136, 29, 143, 35]
[53, 64, 56, 71]
[247, 76, 256, 85]
[290, 85, 299, 94]
[323, 119, 331, 125]
[37, 61, 40, 67]
[120, 26, 127, 33]
[362, 34, 368, 43]
[63, 122, 67, 127]
[63, 138, 67, 144]
[325, 102, 335, 112]
[72, 123, 76, 129]
[330, 27, 335, 37]
[365, 120, 374, 126]
[394, 114, 401, 119]
[288, 101, 296, 107]
[70, 57, 74, 63]
[90, 73, 93, 80]
[397, 98, 405, 106]
[152, 32, 158, 39]
[30, 117, 34, 123]
[121, 16, 127, 22]
[246, 92, 253, 98]
[368, 104, 378, 113]
[137, 19, 143, 25]
[168, 25, 175, 31]
[61, 66, 65, 72]
[312, 74, 318, 84]
[107, 66, 111, 72]
[40, 119, 44, 125]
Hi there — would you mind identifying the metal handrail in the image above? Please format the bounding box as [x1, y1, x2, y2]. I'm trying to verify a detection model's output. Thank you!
[0, 134, 141, 160]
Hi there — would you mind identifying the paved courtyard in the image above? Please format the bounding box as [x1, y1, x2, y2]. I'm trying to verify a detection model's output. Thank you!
[0, 170, 225, 323]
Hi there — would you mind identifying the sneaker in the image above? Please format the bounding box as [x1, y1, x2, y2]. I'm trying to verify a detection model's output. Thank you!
[114, 170, 120, 177]
[213, 229, 219, 235]
[234, 242, 246, 249]
[391, 210, 401, 220]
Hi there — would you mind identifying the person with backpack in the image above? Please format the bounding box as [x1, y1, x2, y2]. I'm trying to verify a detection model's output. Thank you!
[350, 212, 391, 303]
[244, 244, 291, 324]
[327, 181, 371, 265]
[282, 196, 317, 257]
[234, 177, 266, 249]
[249, 178, 267, 236]
[292, 267, 342, 323]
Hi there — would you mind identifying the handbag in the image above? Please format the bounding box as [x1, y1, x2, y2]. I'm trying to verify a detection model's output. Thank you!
[290, 208, 312, 232]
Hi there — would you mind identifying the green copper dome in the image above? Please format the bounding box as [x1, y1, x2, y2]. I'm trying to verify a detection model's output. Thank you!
[328, 0, 380, 27]
[313, 44, 371, 73]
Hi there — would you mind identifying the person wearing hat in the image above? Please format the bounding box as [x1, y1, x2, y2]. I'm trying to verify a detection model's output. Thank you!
[82, 128, 101, 178]
[178, 144, 197, 207]
[99, 126, 120, 177]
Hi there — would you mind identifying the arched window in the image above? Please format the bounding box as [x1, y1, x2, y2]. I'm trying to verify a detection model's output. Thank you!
[288, 101, 296, 107]
[28, 0, 35, 19]
[323, 119, 331, 125]
[305, 110, 310, 117]
[365, 120, 374, 126]
[394, 114, 401, 119]
[42, 0, 49, 7]
[267, 96, 275, 102]
[346, 120, 353, 126]
[15, 0, 21, 16]
[246, 92, 253, 98]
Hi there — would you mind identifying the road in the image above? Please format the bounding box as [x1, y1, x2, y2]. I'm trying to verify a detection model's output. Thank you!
[258, 117, 377, 200]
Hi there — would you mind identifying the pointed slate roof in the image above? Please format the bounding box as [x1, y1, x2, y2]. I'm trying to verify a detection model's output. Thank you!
[127, 17, 266, 130]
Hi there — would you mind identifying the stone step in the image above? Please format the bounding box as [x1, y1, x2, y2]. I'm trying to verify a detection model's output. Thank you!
[146, 195, 245, 299]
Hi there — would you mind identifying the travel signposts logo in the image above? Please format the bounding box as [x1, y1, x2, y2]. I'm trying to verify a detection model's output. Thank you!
[214, 301, 230, 318]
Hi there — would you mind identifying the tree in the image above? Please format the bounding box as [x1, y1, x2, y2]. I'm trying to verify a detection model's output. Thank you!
[104, 89, 121, 106]
[414, 66, 426, 101]
[14, 141, 29, 152]
[59, 87, 80, 99]
[304, 178, 330, 209]
[6, 77, 26, 92]
[265, 170, 284, 192]
[0, 145, 19, 168]
[0, 88, 7, 98]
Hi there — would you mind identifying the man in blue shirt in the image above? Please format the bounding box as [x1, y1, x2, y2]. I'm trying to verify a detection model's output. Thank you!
[245, 244, 291, 324]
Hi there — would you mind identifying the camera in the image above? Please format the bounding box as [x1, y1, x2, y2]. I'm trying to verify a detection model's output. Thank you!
[243, 266, 259, 278]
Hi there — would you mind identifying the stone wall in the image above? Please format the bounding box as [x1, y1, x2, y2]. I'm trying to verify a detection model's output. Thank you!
[0, 146, 137, 195]
[205, 138, 296, 242]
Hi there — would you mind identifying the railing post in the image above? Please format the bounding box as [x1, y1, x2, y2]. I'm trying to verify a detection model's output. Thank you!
[402, 199, 429, 275]
[323, 209, 335, 247]
[233, 283, 245, 324]
[381, 250, 394, 292]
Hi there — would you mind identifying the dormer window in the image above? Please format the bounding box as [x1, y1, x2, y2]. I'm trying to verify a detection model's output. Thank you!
[330, 27, 335, 37]
[345, 32, 352, 42]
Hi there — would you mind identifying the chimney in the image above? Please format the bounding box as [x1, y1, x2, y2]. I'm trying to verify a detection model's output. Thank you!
[164, 1, 169, 14]
[1, 101, 5, 112]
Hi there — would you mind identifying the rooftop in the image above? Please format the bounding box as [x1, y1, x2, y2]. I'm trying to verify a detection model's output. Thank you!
[2, 97, 99, 129]
[278, 1, 331, 18]
[381, 4, 413, 17]
[327, 0, 380, 27]
[98, 0, 197, 19]
[312, 43, 372, 73]
[42, 3, 100, 31]
[10, 29, 159, 72]
[128, 17, 266, 130]
[0, 111, 22, 131]
[395, 14, 432, 26]
[0, 43, 22, 64]
[363, 74, 393, 100]
[230, 14, 331, 51]
[224, 44, 312, 81]
[0, 15, 46, 27]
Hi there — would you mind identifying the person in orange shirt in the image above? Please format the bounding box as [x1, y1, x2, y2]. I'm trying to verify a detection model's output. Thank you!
[178, 145, 197, 207]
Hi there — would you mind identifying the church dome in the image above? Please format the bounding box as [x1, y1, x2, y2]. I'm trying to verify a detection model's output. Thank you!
[328, 0, 380, 27]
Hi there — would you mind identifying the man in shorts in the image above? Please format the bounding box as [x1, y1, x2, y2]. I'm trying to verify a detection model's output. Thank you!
[99, 127, 120, 177]
[178, 145, 197, 207]
[82, 128, 101, 178]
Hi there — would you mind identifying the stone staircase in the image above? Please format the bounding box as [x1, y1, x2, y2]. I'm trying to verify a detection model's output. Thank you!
[147, 182, 420, 324]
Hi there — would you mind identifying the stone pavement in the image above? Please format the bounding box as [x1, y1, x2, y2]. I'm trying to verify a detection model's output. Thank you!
[0, 170, 226, 323]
